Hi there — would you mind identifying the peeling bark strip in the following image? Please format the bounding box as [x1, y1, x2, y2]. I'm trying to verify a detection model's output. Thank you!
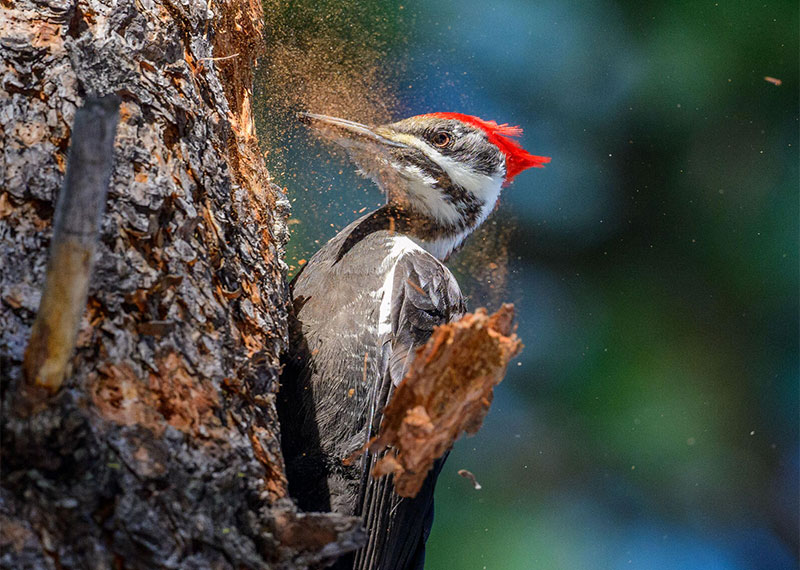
[359, 305, 522, 498]
[0, 0, 363, 568]
[23, 95, 120, 393]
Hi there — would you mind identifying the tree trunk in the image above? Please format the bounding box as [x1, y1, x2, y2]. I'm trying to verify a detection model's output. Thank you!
[0, 0, 362, 568]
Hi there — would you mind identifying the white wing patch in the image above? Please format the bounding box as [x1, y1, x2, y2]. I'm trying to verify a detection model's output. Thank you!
[376, 236, 425, 337]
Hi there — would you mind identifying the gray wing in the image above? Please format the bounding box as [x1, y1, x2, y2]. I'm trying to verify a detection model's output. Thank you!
[353, 251, 465, 570]
[386, 251, 466, 386]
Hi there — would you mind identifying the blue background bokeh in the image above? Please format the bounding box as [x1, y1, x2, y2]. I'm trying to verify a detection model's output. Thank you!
[257, 1, 798, 568]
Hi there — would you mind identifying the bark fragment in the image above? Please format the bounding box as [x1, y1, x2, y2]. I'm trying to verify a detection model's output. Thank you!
[362, 304, 523, 498]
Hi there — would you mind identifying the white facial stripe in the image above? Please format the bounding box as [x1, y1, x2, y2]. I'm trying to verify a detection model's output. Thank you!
[400, 162, 437, 186]
[386, 130, 506, 259]
[394, 132, 503, 201]
[433, 152, 504, 216]
[387, 155, 465, 225]
[439, 130, 505, 196]
[408, 135, 504, 227]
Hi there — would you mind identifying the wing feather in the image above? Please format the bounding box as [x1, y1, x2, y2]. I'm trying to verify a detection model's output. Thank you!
[351, 250, 465, 570]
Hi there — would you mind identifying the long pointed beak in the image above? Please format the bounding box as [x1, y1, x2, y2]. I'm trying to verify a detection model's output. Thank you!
[298, 112, 408, 152]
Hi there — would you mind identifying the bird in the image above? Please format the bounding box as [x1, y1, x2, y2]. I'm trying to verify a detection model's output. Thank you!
[278, 111, 549, 570]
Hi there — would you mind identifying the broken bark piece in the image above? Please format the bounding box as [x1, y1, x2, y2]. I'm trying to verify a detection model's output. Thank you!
[365, 303, 522, 497]
[457, 469, 482, 490]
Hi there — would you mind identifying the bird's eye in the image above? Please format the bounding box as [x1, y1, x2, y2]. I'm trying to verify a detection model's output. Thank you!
[430, 131, 452, 148]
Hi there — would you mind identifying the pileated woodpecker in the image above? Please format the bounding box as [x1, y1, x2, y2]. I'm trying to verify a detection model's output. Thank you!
[279, 112, 549, 570]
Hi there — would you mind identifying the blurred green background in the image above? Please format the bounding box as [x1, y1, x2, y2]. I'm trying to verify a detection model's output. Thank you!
[256, 1, 798, 568]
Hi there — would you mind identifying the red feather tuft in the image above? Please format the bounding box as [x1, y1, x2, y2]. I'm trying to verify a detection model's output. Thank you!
[426, 112, 550, 185]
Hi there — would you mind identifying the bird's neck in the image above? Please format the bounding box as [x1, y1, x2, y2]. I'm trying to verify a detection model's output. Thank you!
[377, 202, 477, 261]
[335, 184, 498, 263]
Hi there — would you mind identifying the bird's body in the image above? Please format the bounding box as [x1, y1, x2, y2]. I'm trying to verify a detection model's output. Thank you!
[282, 213, 463, 569]
[278, 112, 549, 570]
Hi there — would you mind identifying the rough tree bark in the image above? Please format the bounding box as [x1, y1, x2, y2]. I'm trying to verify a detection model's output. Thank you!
[0, 0, 363, 568]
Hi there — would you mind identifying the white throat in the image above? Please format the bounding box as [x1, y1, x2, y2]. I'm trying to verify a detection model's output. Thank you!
[413, 171, 503, 261]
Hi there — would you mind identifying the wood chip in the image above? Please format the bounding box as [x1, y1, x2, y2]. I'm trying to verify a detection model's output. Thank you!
[457, 469, 482, 490]
[357, 304, 522, 497]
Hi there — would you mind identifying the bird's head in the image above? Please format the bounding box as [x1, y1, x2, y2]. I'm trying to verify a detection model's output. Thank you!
[300, 111, 550, 259]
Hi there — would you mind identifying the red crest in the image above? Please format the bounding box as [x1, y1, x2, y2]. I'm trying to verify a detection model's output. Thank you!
[426, 112, 550, 186]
